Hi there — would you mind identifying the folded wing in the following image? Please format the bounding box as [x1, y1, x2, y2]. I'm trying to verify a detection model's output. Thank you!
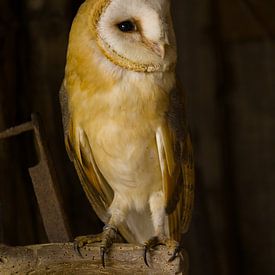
[156, 83, 195, 241]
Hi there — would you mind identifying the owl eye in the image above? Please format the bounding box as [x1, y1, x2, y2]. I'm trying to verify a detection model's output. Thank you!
[117, 20, 136, 32]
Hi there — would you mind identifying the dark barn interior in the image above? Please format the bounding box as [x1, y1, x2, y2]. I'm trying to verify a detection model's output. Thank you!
[0, 0, 274, 274]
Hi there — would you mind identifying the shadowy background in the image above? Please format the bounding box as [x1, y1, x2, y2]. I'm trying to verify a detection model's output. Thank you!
[0, 1, 274, 275]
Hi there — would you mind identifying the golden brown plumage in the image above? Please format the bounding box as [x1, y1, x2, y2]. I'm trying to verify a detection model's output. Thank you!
[60, 0, 194, 264]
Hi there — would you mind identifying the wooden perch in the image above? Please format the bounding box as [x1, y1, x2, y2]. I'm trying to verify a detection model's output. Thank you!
[0, 243, 188, 274]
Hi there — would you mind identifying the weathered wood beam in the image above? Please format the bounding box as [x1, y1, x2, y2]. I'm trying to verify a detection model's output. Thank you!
[0, 115, 71, 243]
[0, 243, 187, 274]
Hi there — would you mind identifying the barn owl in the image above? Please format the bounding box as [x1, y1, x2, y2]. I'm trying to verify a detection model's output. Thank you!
[60, 0, 194, 267]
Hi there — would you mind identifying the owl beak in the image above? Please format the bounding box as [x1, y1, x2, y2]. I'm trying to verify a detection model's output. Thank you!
[143, 37, 168, 59]
[152, 33, 170, 59]
[151, 42, 166, 59]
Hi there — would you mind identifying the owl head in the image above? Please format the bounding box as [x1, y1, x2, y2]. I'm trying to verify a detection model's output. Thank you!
[85, 0, 177, 73]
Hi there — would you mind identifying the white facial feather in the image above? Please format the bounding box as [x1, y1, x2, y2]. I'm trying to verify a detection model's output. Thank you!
[97, 0, 176, 69]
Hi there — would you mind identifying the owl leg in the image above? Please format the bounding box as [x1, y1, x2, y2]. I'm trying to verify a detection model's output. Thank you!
[100, 201, 128, 267]
[143, 191, 179, 266]
[74, 194, 127, 267]
[74, 225, 123, 266]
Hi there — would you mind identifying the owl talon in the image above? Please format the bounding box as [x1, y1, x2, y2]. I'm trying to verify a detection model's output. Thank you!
[143, 247, 150, 267]
[73, 234, 100, 258]
[100, 246, 106, 268]
[168, 245, 179, 262]
[168, 240, 184, 262]
[73, 225, 118, 267]
[143, 236, 162, 267]
[143, 236, 180, 266]
[73, 240, 84, 258]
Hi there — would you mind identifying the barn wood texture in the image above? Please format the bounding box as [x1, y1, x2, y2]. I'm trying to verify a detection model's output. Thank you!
[0, 1, 275, 275]
[0, 114, 71, 243]
[0, 243, 187, 274]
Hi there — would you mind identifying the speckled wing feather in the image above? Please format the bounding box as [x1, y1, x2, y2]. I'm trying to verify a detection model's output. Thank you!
[59, 83, 137, 243]
[156, 82, 195, 241]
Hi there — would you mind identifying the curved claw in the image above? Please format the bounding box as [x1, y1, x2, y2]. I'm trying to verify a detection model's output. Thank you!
[143, 246, 150, 267]
[74, 241, 83, 258]
[168, 251, 177, 262]
[73, 228, 118, 268]
[168, 245, 180, 262]
[100, 246, 106, 268]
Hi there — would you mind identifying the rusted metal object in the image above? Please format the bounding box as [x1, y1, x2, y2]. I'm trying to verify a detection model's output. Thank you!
[0, 113, 71, 242]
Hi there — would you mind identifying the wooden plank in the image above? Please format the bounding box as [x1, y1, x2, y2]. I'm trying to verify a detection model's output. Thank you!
[0, 0, 39, 246]
[0, 243, 187, 274]
[22, 0, 103, 238]
[0, 115, 71, 242]
[29, 114, 71, 242]
[0, 0, 17, 244]
[172, 1, 240, 274]
[218, 0, 275, 41]
[226, 41, 275, 275]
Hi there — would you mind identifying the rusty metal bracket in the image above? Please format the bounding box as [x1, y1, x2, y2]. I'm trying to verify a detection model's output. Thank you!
[0, 113, 71, 242]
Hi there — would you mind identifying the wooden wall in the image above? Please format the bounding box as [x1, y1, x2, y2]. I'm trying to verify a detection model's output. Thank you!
[173, 1, 275, 274]
[0, 1, 274, 275]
